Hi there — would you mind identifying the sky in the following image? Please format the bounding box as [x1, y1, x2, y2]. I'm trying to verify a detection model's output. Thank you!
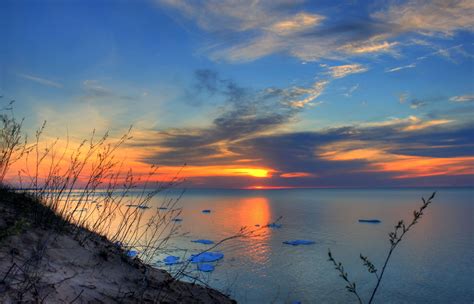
[1, 0, 473, 188]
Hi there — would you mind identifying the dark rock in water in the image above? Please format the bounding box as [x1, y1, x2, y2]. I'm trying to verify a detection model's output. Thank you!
[197, 263, 215, 272]
[283, 240, 315, 246]
[163, 255, 180, 265]
[189, 252, 224, 263]
[202, 209, 211, 213]
[191, 239, 214, 245]
[358, 219, 381, 224]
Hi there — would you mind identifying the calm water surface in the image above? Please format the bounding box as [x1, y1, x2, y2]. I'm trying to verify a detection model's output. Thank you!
[152, 188, 473, 304]
[68, 188, 473, 303]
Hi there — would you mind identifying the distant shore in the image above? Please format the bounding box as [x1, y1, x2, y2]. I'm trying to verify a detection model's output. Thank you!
[0, 187, 235, 303]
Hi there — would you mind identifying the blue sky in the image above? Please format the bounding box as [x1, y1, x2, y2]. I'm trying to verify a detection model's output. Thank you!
[1, 0, 473, 188]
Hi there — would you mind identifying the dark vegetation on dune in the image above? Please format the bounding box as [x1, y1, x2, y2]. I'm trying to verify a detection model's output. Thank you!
[1, 99, 437, 303]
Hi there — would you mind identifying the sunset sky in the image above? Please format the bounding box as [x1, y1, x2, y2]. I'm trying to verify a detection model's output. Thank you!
[1, 0, 473, 188]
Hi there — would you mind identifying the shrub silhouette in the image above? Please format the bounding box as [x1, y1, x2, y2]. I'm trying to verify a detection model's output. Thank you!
[328, 192, 436, 304]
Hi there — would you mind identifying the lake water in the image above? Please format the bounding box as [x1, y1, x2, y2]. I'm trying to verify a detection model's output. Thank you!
[153, 188, 473, 304]
[63, 187, 473, 303]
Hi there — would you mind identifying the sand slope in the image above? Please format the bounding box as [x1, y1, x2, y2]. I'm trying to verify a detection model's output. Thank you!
[0, 190, 235, 304]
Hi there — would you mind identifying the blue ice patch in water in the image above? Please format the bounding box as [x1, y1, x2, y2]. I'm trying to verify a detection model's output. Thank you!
[358, 219, 381, 224]
[283, 240, 315, 246]
[163, 256, 180, 265]
[267, 222, 282, 228]
[197, 263, 215, 272]
[191, 239, 214, 245]
[189, 252, 224, 263]
[126, 250, 138, 257]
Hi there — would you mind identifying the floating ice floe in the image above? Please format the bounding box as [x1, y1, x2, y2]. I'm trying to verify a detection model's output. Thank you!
[191, 239, 214, 245]
[189, 252, 224, 263]
[197, 263, 215, 272]
[126, 250, 138, 258]
[283, 240, 315, 246]
[358, 219, 381, 224]
[267, 222, 282, 229]
[201, 209, 211, 213]
[163, 255, 180, 265]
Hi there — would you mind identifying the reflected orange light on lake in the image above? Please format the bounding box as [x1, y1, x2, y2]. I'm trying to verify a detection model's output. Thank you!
[234, 196, 272, 228]
[230, 196, 272, 265]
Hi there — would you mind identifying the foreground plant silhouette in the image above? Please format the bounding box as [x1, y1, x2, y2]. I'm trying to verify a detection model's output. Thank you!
[328, 192, 436, 304]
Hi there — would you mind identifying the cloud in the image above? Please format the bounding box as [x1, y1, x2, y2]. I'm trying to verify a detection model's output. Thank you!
[399, 93, 409, 103]
[159, 0, 472, 63]
[340, 41, 398, 55]
[409, 99, 427, 109]
[132, 69, 473, 187]
[401, 119, 451, 131]
[159, 1, 396, 62]
[269, 13, 325, 34]
[132, 69, 318, 166]
[405, 95, 446, 109]
[317, 139, 473, 179]
[327, 64, 368, 79]
[373, 0, 474, 36]
[280, 172, 316, 178]
[386, 63, 416, 73]
[82, 80, 136, 101]
[450, 94, 474, 103]
[361, 115, 452, 132]
[16, 73, 63, 88]
[285, 80, 328, 108]
[343, 84, 359, 97]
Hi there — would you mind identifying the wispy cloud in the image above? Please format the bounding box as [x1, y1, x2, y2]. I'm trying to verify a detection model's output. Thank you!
[82, 80, 136, 101]
[341, 41, 398, 55]
[343, 84, 359, 97]
[16, 73, 63, 88]
[373, 0, 474, 36]
[286, 80, 328, 109]
[450, 94, 474, 103]
[409, 99, 427, 109]
[269, 13, 325, 34]
[159, 0, 473, 63]
[327, 64, 368, 79]
[386, 63, 416, 73]
[399, 92, 409, 104]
